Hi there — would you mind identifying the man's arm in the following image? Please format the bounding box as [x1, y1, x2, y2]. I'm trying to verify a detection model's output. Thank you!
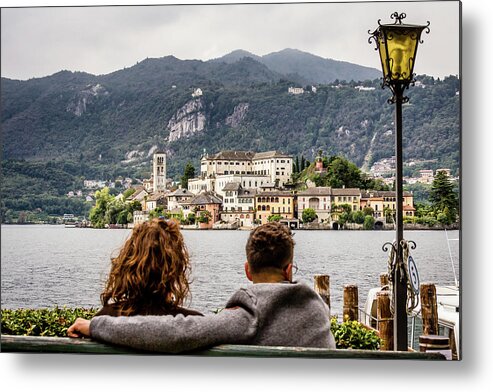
[88, 305, 257, 353]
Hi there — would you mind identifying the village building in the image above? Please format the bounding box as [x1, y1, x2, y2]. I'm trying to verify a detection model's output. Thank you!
[360, 190, 415, 220]
[190, 150, 293, 195]
[297, 187, 332, 222]
[418, 169, 434, 184]
[288, 87, 304, 95]
[220, 183, 256, 227]
[133, 210, 150, 226]
[145, 192, 168, 212]
[189, 191, 223, 229]
[167, 188, 194, 211]
[255, 190, 295, 225]
[127, 186, 150, 208]
[331, 188, 362, 212]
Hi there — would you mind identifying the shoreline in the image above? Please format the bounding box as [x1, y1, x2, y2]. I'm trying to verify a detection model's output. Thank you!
[1, 223, 460, 231]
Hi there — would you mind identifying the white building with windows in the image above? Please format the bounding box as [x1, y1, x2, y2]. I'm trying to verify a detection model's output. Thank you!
[251, 151, 293, 188]
[220, 183, 256, 227]
[192, 150, 293, 195]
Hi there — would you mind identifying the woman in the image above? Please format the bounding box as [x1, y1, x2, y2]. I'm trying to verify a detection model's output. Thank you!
[95, 218, 202, 317]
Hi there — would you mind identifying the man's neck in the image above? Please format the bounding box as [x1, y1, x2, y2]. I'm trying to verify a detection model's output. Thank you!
[251, 271, 290, 284]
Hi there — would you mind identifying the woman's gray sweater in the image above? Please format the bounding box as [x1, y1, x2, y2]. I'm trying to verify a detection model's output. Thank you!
[90, 282, 336, 353]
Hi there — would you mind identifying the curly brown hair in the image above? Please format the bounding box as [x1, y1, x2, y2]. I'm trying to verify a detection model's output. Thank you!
[100, 218, 192, 316]
[245, 222, 295, 274]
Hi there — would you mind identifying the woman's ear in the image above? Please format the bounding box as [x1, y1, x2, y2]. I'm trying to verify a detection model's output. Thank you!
[244, 261, 253, 282]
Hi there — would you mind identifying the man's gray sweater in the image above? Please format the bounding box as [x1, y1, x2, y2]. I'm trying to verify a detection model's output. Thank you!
[90, 282, 336, 353]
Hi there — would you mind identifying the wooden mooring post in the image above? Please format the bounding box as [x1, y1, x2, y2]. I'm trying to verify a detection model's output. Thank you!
[420, 283, 438, 335]
[380, 272, 389, 288]
[343, 284, 358, 321]
[377, 290, 393, 351]
[419, 283, 452, 359]
[314, 274, 330, 308]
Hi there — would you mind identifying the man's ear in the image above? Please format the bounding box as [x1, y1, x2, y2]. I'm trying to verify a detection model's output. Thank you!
[283, 263, 293, 281]
[244, 261, 253, 281]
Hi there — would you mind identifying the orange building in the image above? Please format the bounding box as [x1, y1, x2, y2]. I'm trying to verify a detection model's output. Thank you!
[255, 191, 295, 225]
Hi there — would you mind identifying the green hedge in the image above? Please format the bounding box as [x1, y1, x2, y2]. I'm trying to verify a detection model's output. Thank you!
[330, 316, 381, 350]
[1, 307, 381, 350]
[1, 307, 98, 337]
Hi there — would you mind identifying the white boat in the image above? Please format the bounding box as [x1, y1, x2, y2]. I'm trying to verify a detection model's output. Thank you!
[361, 230, 460, 359]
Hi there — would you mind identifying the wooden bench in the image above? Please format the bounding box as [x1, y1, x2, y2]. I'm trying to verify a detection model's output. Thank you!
[1, 335, 446, 359]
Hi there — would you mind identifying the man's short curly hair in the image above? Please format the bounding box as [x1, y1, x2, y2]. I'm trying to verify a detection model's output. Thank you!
[245, 222, 294, 273]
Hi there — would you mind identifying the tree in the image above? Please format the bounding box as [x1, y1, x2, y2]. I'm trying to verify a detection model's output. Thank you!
[326, 156, 362, 188]
[89, 187, 114, 228]
[351, 211, 365, 224]
[267, 214, 282, 222]
[302, 208, 317, 223]
[197, 210, 211, 223]
[363, 215, 375, 230]
[181, 162, 196, 189]
[429, 171, 459, 225]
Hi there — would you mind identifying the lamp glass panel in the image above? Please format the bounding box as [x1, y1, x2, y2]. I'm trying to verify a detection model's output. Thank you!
[378, 33, 389, 78]
[383, 27, 420, 81]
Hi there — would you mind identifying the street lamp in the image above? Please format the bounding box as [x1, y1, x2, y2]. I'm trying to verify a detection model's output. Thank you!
[369, 12, 430, 351]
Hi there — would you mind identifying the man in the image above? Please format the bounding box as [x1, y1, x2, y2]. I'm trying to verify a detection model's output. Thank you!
[68, 222, 336, 352]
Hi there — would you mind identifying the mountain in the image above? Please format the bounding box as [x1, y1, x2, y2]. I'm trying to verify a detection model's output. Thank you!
[212, 49, 261, 64]
[1, 50, 460, 219]
[213, 48, 381, 84]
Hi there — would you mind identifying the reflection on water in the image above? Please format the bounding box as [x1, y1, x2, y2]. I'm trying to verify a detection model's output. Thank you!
[1, 225, 459, 316]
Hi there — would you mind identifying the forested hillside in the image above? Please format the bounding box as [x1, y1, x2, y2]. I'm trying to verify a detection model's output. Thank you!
[1, 49, 460, 220]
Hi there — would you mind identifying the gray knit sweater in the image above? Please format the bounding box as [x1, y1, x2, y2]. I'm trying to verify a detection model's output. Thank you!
[90, 281, 336, 353]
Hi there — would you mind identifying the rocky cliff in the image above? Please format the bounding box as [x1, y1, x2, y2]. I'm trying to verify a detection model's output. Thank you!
[167, 98, 207, 143]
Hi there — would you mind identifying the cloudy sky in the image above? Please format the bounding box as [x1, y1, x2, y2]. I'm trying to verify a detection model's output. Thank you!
[1, 1, 460, 80]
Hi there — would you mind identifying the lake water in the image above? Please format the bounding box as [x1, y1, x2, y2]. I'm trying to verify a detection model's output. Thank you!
[1, 225, 460, 316]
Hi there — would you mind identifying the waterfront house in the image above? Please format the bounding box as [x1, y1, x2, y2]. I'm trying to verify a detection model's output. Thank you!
[128, 186, 149, 203]
[297, 187, 332, 223]
[220, 183, 256, 227]
[145, 192, 168, 212]
[360, 190, 415, 220]
[167, 188, 194, 211]
[255, 190, 295, 225]
[133, 210, 150, 226]
[189, 191, 223, 229]
[331, 188, 361, 212]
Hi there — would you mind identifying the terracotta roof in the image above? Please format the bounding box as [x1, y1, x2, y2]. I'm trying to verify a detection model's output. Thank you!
[207, 150, 255, 160]
[255, 190, 294, 197]
[403, 205, 416, 211]
[253, 151, 292, 160]
[239, 188, 256, 197]
[361, 190, 413, 198]
[189, 191, 223, 205]
[297, 187, 332, 196]
[259, 182, 276, 188]
[147, 192, 167, 201]
[168, 188, 194, 197]
[222, 182, 241, 192]
[331, 188, 361, 196]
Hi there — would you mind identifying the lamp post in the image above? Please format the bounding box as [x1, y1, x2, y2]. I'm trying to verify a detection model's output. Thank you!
[369, 12, 430, 351]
